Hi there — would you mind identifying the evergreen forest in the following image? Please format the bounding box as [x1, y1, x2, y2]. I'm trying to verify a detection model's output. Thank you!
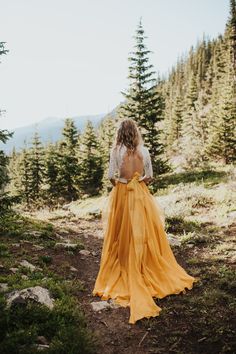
[0, 2, 235, 354]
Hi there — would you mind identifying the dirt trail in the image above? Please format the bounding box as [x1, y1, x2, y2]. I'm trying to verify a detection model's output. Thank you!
[46, 216, 194, 354]
[59, 218, 155, 354]
[18, 210, 235, 354]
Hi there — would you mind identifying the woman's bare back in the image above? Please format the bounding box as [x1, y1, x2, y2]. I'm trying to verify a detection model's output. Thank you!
[119, 149, 144, 180]
[108, 144, 153, 183]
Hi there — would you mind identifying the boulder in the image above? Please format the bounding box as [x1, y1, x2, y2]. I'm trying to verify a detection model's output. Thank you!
[91, 300, 119, 312]
[6, 286, 54, 309]
[19, 260, 36, 271]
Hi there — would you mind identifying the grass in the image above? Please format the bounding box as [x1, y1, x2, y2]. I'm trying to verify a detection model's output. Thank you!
[0, 211, 96, 354]
[1, 164, 235, 353]
[139, 166, 236, 353]
[0, 295, 95, 354]
[142, 259, 236, 354]
[155, 167, 229, 189]
[0, 211, 55, 241]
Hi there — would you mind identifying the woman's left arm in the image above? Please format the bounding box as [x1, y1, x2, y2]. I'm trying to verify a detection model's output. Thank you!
[108, 147, 118, 186]
[143, 147, 154, 185]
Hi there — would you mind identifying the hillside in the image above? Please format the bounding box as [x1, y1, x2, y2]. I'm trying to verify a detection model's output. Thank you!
[0, 166, 235, 353]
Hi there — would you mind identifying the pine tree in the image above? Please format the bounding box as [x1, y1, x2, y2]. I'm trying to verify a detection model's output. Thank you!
[180, 72, 207, 167]
[7, 147, 21, 196]
[98, 115, 116, 193]
[0, 42, 12, 213]
[61, 118, 78, 151]
[28, 132, 45, 202]
[165, 87, 183, 155]
[0, 128, 13, 212]
[18, 146, 31, 206]
[57, 119, 79, 201]
[78, 120, 103, 196]
[229, 0, 236, 81]
[119, 19, 169, 175]
[44, 143, 62, 203]
[207, 1, 236, 163]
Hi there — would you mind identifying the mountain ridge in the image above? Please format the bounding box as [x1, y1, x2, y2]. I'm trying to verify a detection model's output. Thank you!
[1, 113, 107, 153]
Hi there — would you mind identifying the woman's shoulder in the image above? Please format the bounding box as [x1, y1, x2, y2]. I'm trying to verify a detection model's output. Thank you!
[138, 144, 149, 154]
[111, 144, 126, 152]
[110, 144, 126, 157]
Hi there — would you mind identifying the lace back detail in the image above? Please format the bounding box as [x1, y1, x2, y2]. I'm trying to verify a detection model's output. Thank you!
[107, 144, 153, 180]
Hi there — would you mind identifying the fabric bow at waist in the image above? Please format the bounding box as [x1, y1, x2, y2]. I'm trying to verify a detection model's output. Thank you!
[127, 172, 141, 191]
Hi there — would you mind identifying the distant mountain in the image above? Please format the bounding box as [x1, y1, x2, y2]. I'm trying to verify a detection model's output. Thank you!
[1, 114, 106, 153]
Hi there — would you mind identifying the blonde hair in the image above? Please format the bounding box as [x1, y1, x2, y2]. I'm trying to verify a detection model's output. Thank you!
[115, 118, 143, 153]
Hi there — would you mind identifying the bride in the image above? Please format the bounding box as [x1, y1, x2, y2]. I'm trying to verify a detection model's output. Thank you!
[92, 118, 197, 324]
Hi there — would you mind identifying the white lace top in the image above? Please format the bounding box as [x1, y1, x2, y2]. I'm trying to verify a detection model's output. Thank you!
[108, 144, 153, 182]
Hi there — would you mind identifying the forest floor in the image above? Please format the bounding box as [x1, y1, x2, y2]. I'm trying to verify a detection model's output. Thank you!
[0, 166, 236, 353]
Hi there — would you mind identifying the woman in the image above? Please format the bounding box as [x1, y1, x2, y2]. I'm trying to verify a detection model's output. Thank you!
[92, 118, 197, 324]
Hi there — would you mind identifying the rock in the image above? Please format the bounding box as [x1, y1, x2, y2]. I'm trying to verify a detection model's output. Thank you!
[34, 344, 50, 351]
[55, 233, 64, 239]
[0, 283, 9, 292]
[62, 203, 71, 210]
[10, 267, 18, 273]
[6, 286, 54, 309]
[228, 255, 236, 264]
[12, 243, 21, 248]
[54, 242, 78, 250]
[0, 263, 4, 269]
[91, 300, 119, 312]
[60, 229, 70, 235]
[36, 336, 49, 345]
[167, 234, 181, 246]
[88, 207, 101, 217]
[23, 231, 42, 238]
[33, 245, 44, 251]
[79, 250, 90, 256]
[92, 251, 97, 256]
[19, 260, 36, 271]
[70, 266, 78, 272]
[186, 244, 195, 248]
[21, 275, 29, 280]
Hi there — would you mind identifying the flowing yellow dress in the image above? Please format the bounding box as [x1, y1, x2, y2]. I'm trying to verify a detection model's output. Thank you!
[93, 169, 197, 324]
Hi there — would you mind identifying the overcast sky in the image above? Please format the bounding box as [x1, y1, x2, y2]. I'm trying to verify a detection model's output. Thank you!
[0, 0, 229, 130]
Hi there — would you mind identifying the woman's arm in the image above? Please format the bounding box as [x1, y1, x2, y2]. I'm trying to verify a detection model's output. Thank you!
[143, 147, 153, 185]
[142, 176, 153, 185]
[107, 147, 118, 186]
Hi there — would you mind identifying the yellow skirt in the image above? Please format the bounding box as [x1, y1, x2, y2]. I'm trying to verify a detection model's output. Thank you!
[92, 172, 198, 324]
